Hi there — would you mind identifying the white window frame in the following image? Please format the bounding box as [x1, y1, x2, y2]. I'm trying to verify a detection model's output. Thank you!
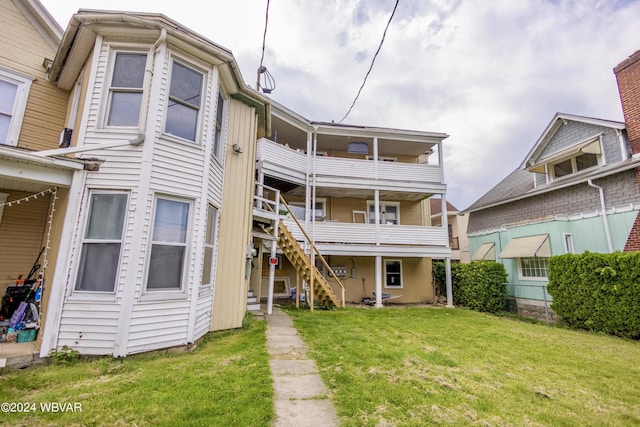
[384, 259, 403, 288]
[0, 67, 34, 146]
[367, 200, 401, 225]
[201, 204, 219, 288]
[144, 195, 193, 296]
[563, 233, 575, 254]
[102, 49, 148, 129]
[74, 191, 129, 293]
[517, 257, 549, 281]
[212, 88, 227, 159]
[549, 152, 601, 181]
[163, 56, 206, 144]
[290, 199, 326, 221]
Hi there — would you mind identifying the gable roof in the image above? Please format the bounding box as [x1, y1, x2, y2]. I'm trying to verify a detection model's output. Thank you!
[12, 0, 62, 49]
[429, 198, 459, 216]
[464, 113, 631, 213]
[520, 113, 625, 170]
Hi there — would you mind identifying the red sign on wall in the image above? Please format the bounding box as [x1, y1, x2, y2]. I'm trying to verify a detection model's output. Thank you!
[269, 257, 278, 266]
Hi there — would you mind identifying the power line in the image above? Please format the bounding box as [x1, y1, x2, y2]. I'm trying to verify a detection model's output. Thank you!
[256, 0, 271, 91]
[337, 0, 400, 124]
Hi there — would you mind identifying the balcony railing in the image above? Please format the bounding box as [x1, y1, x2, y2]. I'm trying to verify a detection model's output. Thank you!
[257, 138, 443, 189]
[282, 218, 448, 247]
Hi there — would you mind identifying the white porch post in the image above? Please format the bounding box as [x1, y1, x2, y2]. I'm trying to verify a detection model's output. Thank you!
[267, 193, 280, 315]
[375, 255, 383, 308]
[438, 141, 454, 308]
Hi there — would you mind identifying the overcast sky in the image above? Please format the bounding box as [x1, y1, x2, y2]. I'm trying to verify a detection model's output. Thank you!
[41, 0, 640, 210]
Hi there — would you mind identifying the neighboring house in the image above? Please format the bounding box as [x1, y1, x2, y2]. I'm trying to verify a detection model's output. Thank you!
[30, 8, 269, 357]
[0, 0, 85, 351]
[614, 50, 640, 250]
[250, 101, 452, 308]
[430, 198, 469, 263]
[466, 109, 640, 316]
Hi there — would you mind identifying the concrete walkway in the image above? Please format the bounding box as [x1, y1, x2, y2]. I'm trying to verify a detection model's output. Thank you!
[265, 307, 339, 427]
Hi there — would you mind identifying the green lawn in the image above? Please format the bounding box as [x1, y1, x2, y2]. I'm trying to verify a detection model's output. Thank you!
[2, 307, 639, 427]
[0, 316, 273, 427]
[286, 307, 640, 427]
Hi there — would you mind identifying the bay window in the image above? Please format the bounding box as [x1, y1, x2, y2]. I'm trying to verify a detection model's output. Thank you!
[147, 197, 191, 290]
[165, 59, 203, 142]
[106, 52, 147, 127]
[76, 192, 128, 292]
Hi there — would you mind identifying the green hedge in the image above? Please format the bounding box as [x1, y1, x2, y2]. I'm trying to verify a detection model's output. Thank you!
[433, 261, 507, 313]
[547, 252, 640, 338]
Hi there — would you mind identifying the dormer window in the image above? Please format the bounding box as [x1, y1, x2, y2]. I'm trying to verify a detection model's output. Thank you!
[527, 135, 603, 182]
[551, 152, 599, 179]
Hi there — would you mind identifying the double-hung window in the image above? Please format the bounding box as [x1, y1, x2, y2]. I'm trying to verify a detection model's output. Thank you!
[384, 260, 403, 288]
[0, 68, 33, 146]
[165, 59, 204, 142]
[212, 91, 226, 158]
[201, 205, 218, 287]
[106, 52, 147, 127]
[367, 201, 400, 224]
[289, 199, 326, 221]
[76, 192, 128, 292]
[147, 197, 191, 290]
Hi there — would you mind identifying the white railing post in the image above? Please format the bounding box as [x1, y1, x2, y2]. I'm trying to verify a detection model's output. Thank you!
[267, 189, 280, 315]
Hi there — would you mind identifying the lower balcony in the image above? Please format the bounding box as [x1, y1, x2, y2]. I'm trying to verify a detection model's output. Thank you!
[282, 218, 451, 258]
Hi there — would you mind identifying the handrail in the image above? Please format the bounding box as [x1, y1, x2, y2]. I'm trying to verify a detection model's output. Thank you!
[278, 194, 346, 308]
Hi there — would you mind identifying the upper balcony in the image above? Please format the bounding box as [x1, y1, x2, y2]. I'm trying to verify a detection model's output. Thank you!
[257, 138, 446, 200]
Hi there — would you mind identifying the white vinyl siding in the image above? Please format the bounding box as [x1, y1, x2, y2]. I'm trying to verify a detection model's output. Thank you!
[0, 67, 33, 146]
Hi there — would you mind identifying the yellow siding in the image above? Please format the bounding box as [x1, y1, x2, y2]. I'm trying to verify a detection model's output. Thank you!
[211, 99, 257, 331]
[0, 190, 50, 294]
[0, 0, 68, 151]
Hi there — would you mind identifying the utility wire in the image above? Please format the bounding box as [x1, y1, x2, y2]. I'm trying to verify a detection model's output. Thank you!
[257, 0, 271, 90]
[338, 0, 400, 123]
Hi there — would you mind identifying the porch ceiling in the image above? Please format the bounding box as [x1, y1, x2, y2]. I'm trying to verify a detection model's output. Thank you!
[283, 186, 433, 202]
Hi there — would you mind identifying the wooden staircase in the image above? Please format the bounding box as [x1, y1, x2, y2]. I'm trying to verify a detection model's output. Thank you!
[264, 220, 340, 308]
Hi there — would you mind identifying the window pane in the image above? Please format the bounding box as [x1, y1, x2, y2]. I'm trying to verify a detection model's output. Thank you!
[348, 141, 369, 154]
[576, 153, 598, 171]
[86, 193, 127, 239]
[0, 114, 10, 145]
[166, 102, 198, 141]
[385, 261, 402, 287]
[205, 206, 216, 244]
[112, 53, 146, 88]
[169, 62, 202, 107]
[553, 159, 572, 177]
[0, 80, 17, 114]
[152, 199, 189, 243]
[213, 92, 224, 156]
[289, 205, 306, 220]
[202, 246, 213, 285]
[107, 92, 142, 126]
[76, 243, 121, 291]
[147, 245, 185, 289]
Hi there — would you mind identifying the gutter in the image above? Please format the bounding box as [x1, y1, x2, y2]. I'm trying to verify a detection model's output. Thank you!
[587, 179, 614, 253]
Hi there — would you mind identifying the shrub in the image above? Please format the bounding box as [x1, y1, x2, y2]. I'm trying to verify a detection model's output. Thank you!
[433, 261, 507, 313]
[49, 345, 80, 365]
[547, 252, 640, 338]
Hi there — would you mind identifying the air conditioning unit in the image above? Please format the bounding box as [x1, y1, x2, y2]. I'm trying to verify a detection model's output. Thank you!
[59, 128, 73, 148]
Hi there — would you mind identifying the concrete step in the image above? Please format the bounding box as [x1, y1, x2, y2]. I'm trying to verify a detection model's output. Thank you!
[247, 297, 258, 303]
[247, 303, 262, 311]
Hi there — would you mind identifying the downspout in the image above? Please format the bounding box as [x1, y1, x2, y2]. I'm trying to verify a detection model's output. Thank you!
[616, 129, 629, 161]
[437, 141, 453, 307]
[587, 179, 614, 253]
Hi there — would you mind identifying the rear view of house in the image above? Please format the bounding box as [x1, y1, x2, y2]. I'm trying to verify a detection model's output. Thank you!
[251, 101, 452, 308]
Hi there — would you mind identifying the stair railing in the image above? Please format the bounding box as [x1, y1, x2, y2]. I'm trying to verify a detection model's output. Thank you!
[277, 195, 346, 308]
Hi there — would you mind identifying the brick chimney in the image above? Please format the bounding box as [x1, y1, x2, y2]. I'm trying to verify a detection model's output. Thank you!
[614, 50, 640, 252]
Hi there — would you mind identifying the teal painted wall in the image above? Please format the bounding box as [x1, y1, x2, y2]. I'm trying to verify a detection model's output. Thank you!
[468, 210, 637, 299]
